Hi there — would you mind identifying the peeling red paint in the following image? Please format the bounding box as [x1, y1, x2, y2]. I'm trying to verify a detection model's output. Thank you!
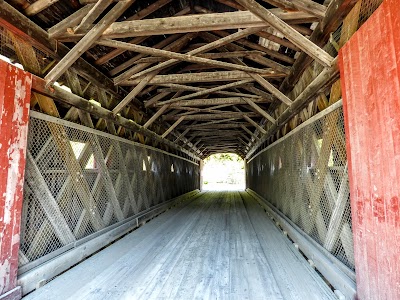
[339, 0, 400, 298]
[0, 60, 31, 297]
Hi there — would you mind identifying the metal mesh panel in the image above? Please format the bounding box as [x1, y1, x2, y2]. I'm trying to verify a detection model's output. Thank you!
[19, 112, 199, 268]
[247, 103, 354, 270]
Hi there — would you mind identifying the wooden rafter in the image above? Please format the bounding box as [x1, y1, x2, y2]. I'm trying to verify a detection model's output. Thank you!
[44, 0, 135, 85]
[235, 0, 334, 67]
[97, 10, 318, 38]
[116, 27, 263, 84]
[113, 33, 195, 83]
[261, 0, 327, 19]
[167, 97, 270, 108]
[123, 70, 284, 86]
[163, 112, 259, 121]
[97, 38, 275, 75]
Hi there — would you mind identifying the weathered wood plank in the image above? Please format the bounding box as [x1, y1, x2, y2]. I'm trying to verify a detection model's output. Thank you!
[112, 33, 194, 83]
[261, 0, 326, 19]
[25, 0, 60, 16]
[74, 0, 114, 34]
[0, 1, 120, 94]
[117, 27, 262, 84]
[143, 105, 170, 129]
[48, 4, 95, 38]
[97, 38, 270, 74]
[236, 0, 334, 67]
[161, 116, 186, 138]
[168, 97, 270, 108]
[163, 112, 259, 121]
[243, 98, 276, 124]
[123, 70, 284, 86]
[112, 74, 154, 114]
[101, 9, 319, 38]
[280, 0, 359, 93]
[44, 0, 135, 85]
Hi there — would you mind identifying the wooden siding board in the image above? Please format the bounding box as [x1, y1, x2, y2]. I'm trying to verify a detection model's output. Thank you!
[0, 61, 32, 297]
[339, 0, 400, 298]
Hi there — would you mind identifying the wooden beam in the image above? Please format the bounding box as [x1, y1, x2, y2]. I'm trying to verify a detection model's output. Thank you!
[144, 91, 170, 108]
[188, 123, 249, 130]
[240, 124, 260, 141]
[97, 38, 274, 74]
[124, 70, 284, 86]
[190, 130, 242, 136]
[95, 36, 148, 65]
[143, 104, 169, 129]
[74, 0, 114, 34]
[0, 1, 120, 95]
[213, 30, 295, 64]
[117, 27, 263, 84]
[234, 106, 267, 134]
[48, 4, 96, 38]
[156, 83, 262, 100]
[174, 128, 191, 143]
[94, 2, 184, 65]
[80, 0, 122, 3]
[123, 0, 172, 21]
[25, 0, 59, 16]
[161, 116, 185, 138]
[246, 59, 339, 158]
[243, 98, 276, 124]
[243, 115, 266, 135]
[256, 30, 300, 51]
[235, 0, 334, 67]
[186, 118, 239, 129]
[44, 0, 135, 85]
[261, 0, 327, 19]
[155, 79, 254, 106]
[199, 31, 291, 73]
[176, 105, 233, 116]
[223, 55, 293, 107]
[112, 73, 154, 114]
[251, 74, 293, 106]
[280, 0, 359, 93]
[133, 50, 264, 64]
[113, 33, 195, 83]
[31, 75, 200, 160]
[243, 85, 273, 98]
[163, 112, 259, 121]
[215, 0, 245, 10]
[101, 9, 319, 38]
[168, 97, 271, 108]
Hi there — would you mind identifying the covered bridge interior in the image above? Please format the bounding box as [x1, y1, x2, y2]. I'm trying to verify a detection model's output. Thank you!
[0, 0, 398, 299]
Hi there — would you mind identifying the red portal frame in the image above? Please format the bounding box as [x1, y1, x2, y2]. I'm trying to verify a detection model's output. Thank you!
[0, 61, 32, 299]
[339, 0, 400, 299]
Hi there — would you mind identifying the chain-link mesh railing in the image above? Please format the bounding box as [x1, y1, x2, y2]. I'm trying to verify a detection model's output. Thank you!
[19, 111, 199, 270]
[247, 102, 354, 270]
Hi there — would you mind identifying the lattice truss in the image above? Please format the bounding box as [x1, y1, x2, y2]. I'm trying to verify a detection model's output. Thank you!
[19, 113, 199, 267]
[247, 106, 354, 270]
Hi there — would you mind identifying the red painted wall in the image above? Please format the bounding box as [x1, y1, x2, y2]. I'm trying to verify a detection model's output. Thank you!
[0, 61, 32, 298]
[339, 0, 400, 299]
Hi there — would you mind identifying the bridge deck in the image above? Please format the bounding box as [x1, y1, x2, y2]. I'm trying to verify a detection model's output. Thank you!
[24, 191, 335, 300]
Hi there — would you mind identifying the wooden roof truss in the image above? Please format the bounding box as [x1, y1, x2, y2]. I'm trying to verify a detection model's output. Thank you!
[1, 0, 359, 159]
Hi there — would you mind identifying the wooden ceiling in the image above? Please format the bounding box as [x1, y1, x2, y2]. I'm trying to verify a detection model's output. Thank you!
[2, 0, 358, 159]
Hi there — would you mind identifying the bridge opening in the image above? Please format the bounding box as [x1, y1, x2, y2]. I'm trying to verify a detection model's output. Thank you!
[202, 153, 245, 191]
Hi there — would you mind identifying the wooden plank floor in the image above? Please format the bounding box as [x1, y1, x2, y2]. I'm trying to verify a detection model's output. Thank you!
[24, 191, 336, 300]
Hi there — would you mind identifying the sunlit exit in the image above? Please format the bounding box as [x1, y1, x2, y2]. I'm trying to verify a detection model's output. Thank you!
[202, 153, 245, 191]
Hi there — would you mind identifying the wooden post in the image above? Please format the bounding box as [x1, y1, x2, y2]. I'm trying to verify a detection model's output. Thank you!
[0, 61, 32, 300]
[339, 1, 400, 298]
